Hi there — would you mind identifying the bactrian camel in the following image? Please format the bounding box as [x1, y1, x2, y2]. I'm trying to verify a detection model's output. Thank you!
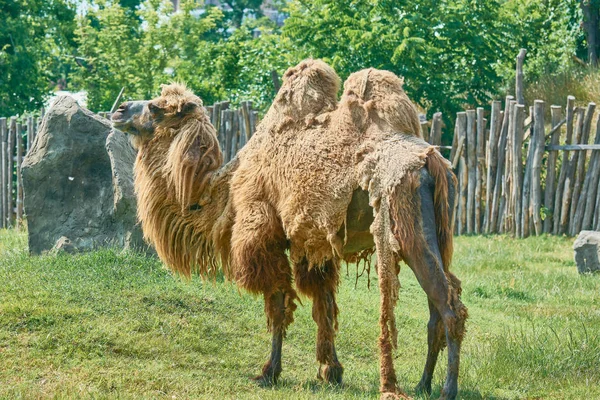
[111, 59, 468, 400]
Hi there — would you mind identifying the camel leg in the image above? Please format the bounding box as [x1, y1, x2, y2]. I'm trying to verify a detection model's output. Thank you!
[416, 170, 456, 396]
[294, 258, 343, 384]
[405, 170, 467, 400]
[414, 300, 445, 396]
[373, 232, 403, 399]
[231, 201, 298, 385]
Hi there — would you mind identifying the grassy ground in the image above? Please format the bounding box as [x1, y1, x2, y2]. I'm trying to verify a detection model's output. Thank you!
[0, 231, 598, 399]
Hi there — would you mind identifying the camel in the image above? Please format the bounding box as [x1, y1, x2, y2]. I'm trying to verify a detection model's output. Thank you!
[111, 59, 468, 400]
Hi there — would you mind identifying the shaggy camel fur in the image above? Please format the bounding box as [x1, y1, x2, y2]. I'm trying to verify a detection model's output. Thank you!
[112, 59, 467, 400]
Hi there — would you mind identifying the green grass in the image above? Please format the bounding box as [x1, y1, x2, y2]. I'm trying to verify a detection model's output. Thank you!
[0, 231, 598, 399]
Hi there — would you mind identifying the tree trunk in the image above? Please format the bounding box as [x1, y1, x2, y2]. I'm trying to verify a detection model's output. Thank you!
[581, 0, 600, 67]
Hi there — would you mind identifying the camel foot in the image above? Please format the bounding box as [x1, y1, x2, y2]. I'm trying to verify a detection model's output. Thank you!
[380, 391, 412, 400]
[317, 363, 343, 385]
[251, 361, 281, 387]
[414, 379, 432, 396]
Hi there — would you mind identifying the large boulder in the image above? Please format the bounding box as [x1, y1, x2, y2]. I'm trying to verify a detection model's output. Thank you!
[573, 231, 600, 274]
[21, 96, 150, 255]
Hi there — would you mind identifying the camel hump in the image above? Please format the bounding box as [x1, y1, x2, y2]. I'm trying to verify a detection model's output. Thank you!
[341, 68, 422, 137]
[272, 58, 341, 120]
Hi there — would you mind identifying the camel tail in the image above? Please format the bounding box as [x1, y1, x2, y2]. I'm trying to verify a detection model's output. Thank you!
[426, 150, 457, 271]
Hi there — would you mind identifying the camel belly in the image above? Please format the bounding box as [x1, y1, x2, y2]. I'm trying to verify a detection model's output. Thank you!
[341, 188, 375, 255]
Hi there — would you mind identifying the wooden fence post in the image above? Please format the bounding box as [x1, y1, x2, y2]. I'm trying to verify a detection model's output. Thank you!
[466, 110, 477, 234]
[485, 101, 501, 233]
[516, 49, 527, 105]
[475, 107, 485, 234]
[559, 107, 584, 235]
[231, 109, 240, 158]
[7, 117, 16, 228]
[16, 123, 24, 229]
[531, 100, 545, 235]
[569, 102, 596, 235]
[581, 116, 600, 231]
[456, 112, 468, 235]
[421, 120, 430, 143]
[0, 118, 6, 228]
[543, 105, 562, 233]
[430, 112, 443, 146]
[553, 96, 575, 234]
[491, 97, 513, 233]
[512, 104, 525, 237]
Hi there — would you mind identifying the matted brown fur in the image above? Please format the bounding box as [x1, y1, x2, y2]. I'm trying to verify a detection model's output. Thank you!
[132, 84, 233, 278]
[126, 61, 464, 398]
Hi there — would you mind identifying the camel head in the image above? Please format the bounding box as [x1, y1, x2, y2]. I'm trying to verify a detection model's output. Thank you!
[112, 83, 223, 210]
[341, 68, 422, 137]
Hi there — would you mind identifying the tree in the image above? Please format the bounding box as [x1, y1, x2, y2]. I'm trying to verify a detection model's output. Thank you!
[0, 0, 77, 116]
[283, 0, 512, 119]
[217, 0, 264, 28]
[580, 0, 600, 66]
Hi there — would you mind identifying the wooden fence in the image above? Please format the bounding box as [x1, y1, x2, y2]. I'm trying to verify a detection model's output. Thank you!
[2, 96, 599, 237]
[450, 96, 600, 237]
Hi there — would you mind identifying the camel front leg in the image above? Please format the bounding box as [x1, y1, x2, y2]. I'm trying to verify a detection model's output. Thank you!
[231, 201, 298, 385]
[294, 258, 343, 384]
[254, 290, 289, 385]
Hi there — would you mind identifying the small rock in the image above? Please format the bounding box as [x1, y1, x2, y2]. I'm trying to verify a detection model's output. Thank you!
[573, 231, 600, 274]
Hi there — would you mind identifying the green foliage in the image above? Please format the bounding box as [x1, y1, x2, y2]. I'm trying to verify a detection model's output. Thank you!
[0, 0, 77, 116]
[498, 0, 583, 89]
[74, 0, 291, 111]
[283, 0, 513, 118]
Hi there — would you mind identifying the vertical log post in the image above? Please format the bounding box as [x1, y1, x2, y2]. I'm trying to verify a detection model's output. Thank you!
[554, 96, 575, 234]
[457, 112, 468, 235]
[475, 107, 485, 234]
[223, 110, 232, 163]
[516, 49, 527, 105]
[512, 104, 526, 237]
[0, 118, 6, 228]
[559, 107, 584, 235]
[466, 110, 477, 234]
[543, 105, 562, 233]
[502, 100, 517, 233]
[231, 109, 240, 158]
[27, 116, 33, 154]
[569, 102, 596, 235]
[430, 112, 443, 146]
[421, 120, 430, 143]
[581, 117, 600, 230]
[485, 101, 501, 233]
[531, 100, 545, 236]
[7, 117, 15, 227]
[492, 97, 513, 232]
[521, 127, 535, 238]
[16, 123, 24, 229]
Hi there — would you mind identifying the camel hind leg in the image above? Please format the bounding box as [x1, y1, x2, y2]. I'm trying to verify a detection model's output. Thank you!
[402, 168, 467, 400]
[231, 201, 298, 385]
[294, 257, 343, 384]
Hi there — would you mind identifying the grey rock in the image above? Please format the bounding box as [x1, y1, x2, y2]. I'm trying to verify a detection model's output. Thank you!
[21, 96, 152, 255]
[573, 230, 600, 274]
